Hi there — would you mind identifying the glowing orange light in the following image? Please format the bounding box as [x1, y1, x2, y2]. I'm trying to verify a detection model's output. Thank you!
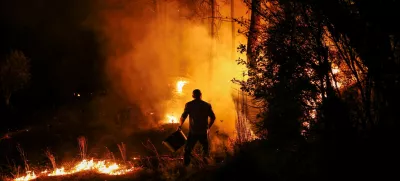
[166, 114, 178, 124]
[176, 80, 187, 94]
[332, 64, 340, 74]
[14, 171, 36, 181]
[13, 159, 135, 181]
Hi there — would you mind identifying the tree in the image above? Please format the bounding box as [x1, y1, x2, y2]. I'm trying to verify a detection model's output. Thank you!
[236, 0, 400, 142]
[307, 0, 400, 130]
[0, 50, 31, 106]
[236, 0, 354, 142]
[236, 1, 315, 143]
[246, 0, 261, 68]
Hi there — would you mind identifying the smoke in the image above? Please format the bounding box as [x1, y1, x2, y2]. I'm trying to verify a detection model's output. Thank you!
[87, 0, 249, 137]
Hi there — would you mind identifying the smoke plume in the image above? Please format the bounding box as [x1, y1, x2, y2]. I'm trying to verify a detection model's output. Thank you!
[87, 0, 249, 138]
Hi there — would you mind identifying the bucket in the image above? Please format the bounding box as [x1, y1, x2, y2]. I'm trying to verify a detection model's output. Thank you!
[162, 129, 187, 152]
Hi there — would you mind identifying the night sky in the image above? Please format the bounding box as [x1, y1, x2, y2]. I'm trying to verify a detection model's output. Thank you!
[0, 0, 105, 113]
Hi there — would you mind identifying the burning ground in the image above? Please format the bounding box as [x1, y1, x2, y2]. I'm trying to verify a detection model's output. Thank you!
[1, 123, 240, 181]
[1, 79, 250, 181]
[1, 123, 214, 181]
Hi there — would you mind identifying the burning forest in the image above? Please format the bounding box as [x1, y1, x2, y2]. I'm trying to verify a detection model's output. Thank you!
[2, 0, 400, 180]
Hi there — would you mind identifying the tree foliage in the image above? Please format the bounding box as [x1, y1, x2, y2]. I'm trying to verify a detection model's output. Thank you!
[236, 0, 400, 143]
[0, 50, 31, 106]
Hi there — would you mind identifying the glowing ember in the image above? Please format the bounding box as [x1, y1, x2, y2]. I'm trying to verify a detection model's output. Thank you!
[176, 80, 187, 94]
[302, 121, 310, 128]
[331, 64, 343, 89]
[249, 130, 258, 140]
[166, 114, 178, 124]
[332, 66, 340, 74]
[334, 81, 342, 88]
[13, 159, 135, 181]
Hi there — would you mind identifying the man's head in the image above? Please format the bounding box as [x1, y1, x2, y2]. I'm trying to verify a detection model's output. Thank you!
[192, 89, 202, 99]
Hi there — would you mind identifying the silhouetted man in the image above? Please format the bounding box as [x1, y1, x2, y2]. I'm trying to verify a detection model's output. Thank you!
[179, 89, 216, 166]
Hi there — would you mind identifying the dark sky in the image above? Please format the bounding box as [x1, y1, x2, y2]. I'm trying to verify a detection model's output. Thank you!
[0, 0, 105, 110]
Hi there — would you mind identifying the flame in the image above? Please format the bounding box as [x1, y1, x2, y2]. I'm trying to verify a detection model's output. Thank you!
[166, 114, 178, 124]
[335, 81, 342, 88]
[332, 67, 340, 74]
[331, 64, 343, 89]
[249, 129, 258, 141]
[176, 80, 187, 94]
[162, 79, 187, 124]
[14, 171, 37, 181]
[13, 159, 135, 181]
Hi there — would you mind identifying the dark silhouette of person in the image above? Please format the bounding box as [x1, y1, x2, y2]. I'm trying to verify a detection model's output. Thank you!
[179, 89, 216, 166]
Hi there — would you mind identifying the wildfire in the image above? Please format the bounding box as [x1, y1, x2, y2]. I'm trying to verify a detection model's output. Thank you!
[13, 159, 135, 181]
[176, 80, 187, 94]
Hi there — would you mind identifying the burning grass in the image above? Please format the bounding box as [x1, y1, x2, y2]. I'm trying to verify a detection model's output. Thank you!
[6, 137, 138, 181]
[2, 126, 252, 181]
[12, 159, 137, 181]
[4, 132, 233, 181]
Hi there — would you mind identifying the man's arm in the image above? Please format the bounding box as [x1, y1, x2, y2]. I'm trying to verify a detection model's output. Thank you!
[179, 103, 189, 128]
[208, 104, 216, 129]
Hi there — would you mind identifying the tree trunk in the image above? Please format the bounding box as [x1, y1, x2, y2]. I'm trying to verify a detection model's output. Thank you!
[208, 0, 217, 99]
[210, 0, 216, 79]
[247, 0, 261, 68]
[231, 0, 235, 61]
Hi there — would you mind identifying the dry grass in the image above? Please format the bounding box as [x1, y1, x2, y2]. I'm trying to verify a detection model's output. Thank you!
[4, 156, 21, 178]
[4, 127, 235, 181]
[45, 148, 57, 171]
[16, 143, 29, 172]
[135, 139, 223, 180]
[77, 136, 87, 160]
[232, 89, 257, 145]
[117, 142, 126, 163]
[103, 146, 116, 161]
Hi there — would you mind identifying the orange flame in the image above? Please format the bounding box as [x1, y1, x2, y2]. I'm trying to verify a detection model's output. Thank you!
[166, 114, 179, 124]
[14, 171, 36, 181]
[331, 64, 342, 89]
[162, 79, 187, 124]
[13, 159, 135, 181]
[176, 80, 187, 94]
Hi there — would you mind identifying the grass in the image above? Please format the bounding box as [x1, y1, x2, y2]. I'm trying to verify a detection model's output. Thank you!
[44, 149, 56, 171]
[5, 134, 372, 181]
[1, 123, 234, 181]
[4, 132, 400, 181]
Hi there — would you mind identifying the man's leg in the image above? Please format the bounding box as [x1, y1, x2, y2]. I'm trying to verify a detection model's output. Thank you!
[184, 133, 197, 166]
[198, 133, 210, 163]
